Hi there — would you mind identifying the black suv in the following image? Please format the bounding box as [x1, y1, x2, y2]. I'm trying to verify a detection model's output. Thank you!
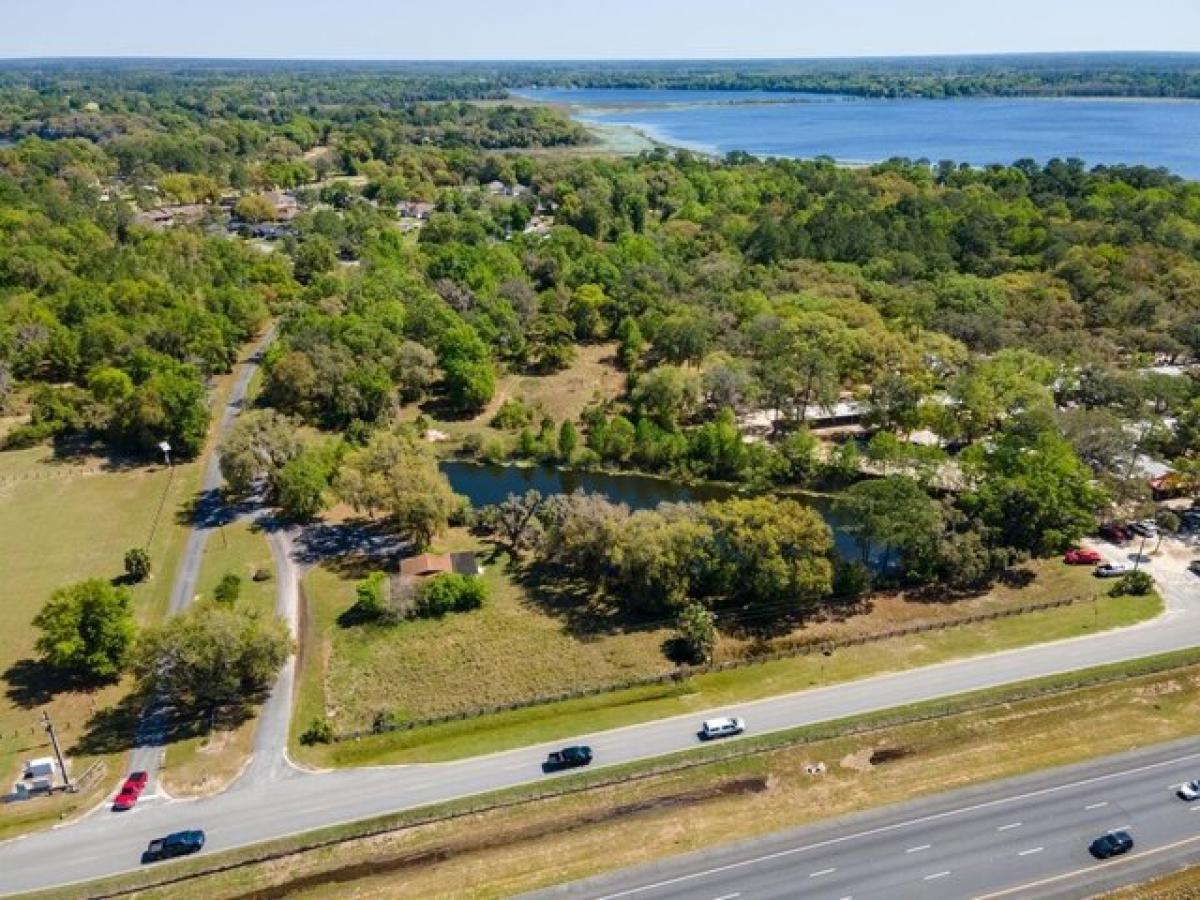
[142, 829, 206, 863]
[543, 746, 593, 772]
[1089, 830, 1133, 859]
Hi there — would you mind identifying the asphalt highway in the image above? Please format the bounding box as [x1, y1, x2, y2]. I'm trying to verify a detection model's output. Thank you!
[535, 738, 1200, 900]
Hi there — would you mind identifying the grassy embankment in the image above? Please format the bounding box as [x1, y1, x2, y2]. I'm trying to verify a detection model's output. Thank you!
[292, 527, 1159, 767]
[159, 518, 277, 797]
[0, 347, 255, 837]
[37, 650, 1200, 900]
[1107, 867, 1200, 899]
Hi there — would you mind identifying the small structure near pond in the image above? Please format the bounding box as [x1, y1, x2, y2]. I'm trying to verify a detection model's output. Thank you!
[389, 551, 482, 617]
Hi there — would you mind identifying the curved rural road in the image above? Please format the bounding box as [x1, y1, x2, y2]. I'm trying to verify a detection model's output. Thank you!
[0, 535, 1195, 895]
[128, 327, 300, 792]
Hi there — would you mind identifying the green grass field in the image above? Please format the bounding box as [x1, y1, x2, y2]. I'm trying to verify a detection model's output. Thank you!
[0, 347, 256, 834]
[161, 518, 277, 796]
[0, 445, 203, 836]
[292, 535, 1158, 766]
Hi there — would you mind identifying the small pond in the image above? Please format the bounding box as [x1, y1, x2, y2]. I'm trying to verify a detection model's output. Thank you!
[440, 460, 870, 565]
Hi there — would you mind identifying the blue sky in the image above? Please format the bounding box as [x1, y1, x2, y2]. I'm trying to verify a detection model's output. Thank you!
[2, 0, 1199, 59]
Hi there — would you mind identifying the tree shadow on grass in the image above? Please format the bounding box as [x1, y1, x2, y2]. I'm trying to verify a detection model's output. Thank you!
[69, 693, 144, 757]
[2, 658, 115, 710]
[174, 487, 258, 530]
[512, 557, 670, 643]
[292, 518, 408, 577]
[70, 694, 260, 758]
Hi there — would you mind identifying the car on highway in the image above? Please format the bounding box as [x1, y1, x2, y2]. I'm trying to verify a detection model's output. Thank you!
[1094, 562, 1131, 578]
[699, 716, 746, 740]
[543, 746, 593, 772]
[142, 830, 205, 863]
[1063, 548, 1102, 565]
[1178, 780, 1200, 800]
[111, 771, 150, 811]
[1089, 829, 1133, 859]
[1098, 523, 1131, 543]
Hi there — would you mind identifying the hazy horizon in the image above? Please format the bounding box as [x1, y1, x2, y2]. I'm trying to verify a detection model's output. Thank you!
[3, 0, 1199, 61]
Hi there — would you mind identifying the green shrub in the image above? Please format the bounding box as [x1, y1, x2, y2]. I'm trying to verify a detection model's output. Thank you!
[491, 398, 533, 431]
[349, 571, 393, 623]
[1111, 570, 1154, 597]
[214, 572, 242, 605]
[123, 547, 151, 583]
[415, 573, 488, 618]
[480, 437, 507, 464]
[300, 716, 334, 745]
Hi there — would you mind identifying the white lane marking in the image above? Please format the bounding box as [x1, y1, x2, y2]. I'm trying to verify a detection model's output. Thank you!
[1018, 847, 1044, 856]
[1191, 805, 1200, 812]
[975, 832, 1200, 899]
[1085, 801, 1108, 810]
[997, 822, 1023, 831]
[810, 868, 837, 878]
[924, 871, 951, 881]
[906, 844, 931, 853]
[712, 894, 741, 900]
[592, 749, 1200, 900]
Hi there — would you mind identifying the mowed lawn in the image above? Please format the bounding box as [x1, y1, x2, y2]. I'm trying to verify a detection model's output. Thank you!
[293, 531, 1158, 765]
[0, 444, 201, 836]
[161, 518, 278, 797]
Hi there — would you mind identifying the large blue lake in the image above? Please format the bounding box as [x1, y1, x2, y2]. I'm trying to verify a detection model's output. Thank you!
[519, 88, 1200, 178]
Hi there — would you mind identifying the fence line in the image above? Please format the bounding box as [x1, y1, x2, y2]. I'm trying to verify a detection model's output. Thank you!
[83, 645, 1200, 900]
[336, 595, 1083, 741]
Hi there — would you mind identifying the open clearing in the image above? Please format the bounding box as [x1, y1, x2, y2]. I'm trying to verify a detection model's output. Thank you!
[0, 444, 201, 837]
[398, 343, 626, 445]
[72, 652, 1200, 899]
[292, 534, 1156, 766]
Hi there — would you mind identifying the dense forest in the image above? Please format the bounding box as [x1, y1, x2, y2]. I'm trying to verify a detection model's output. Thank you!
[2, 64, 1198, 613]
[4, 53, 1200, 102]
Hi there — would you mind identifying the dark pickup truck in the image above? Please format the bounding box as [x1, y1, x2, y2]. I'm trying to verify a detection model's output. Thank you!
[543, 746, 593, 772]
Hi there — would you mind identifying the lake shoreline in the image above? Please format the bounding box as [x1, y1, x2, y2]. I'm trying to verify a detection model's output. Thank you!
[523, 88, 1200, 178]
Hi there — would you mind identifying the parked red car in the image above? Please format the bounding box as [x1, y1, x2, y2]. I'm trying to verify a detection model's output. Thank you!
[1098, 523, 1131, 543]
[112, 771, 150, 811]
[1064, 548, 1103, 565]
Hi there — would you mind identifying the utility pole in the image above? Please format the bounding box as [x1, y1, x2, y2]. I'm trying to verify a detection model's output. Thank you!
[1132, 534, 1149, 573]
[41, 711, 72, 792]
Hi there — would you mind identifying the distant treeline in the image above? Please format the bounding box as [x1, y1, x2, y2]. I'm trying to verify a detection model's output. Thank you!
[4, 54, 1200, 100]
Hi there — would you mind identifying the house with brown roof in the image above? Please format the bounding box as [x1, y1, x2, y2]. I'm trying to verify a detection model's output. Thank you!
[389, 551, 481, 618]
[398, 552, 480, 578]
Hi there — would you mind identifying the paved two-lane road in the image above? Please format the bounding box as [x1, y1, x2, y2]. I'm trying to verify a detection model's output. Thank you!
[535, 738, 1200, 900]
